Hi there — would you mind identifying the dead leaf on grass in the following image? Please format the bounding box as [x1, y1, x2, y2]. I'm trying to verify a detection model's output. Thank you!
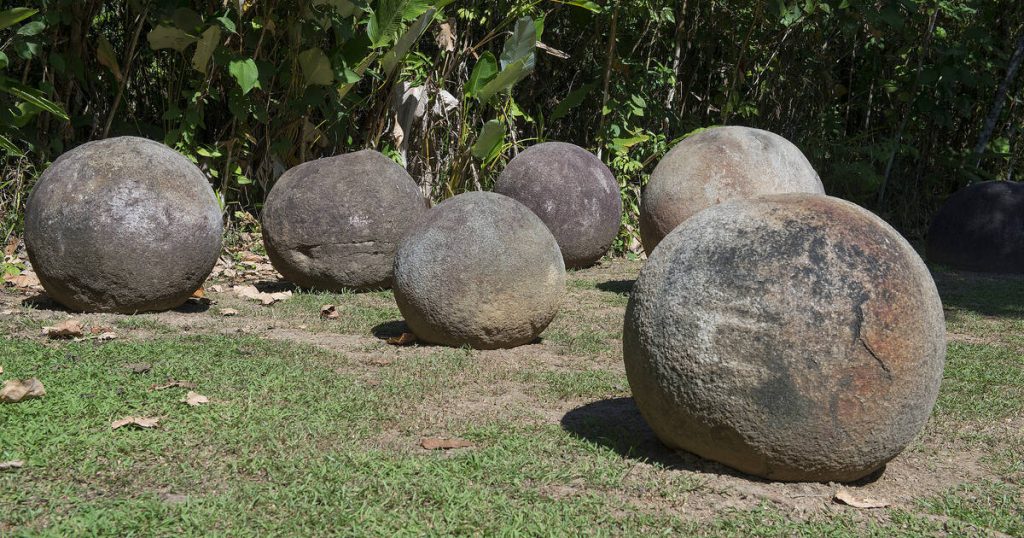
[4, 271, 40, 289]
[233, 285, 291, 305]
[220, 308, 238, 317]
[834, 489, 890, 509]
[387, 332, 417, 346]
[209, 284, 225, 293]
[181, 391, 209, 406]
[0, 365, 4, 375]
[111, 416, 160, 430]
[3, 237, 18, 257]
[0, 460, 24, 471]
[125, 363, 152, 374]
[95, 332, 118, 341]
[1, 378, 46, 403]
[420, 437, 474, 450]
[42, 319, 83, 339]
[150, 380, 196, 391]
[320, 304, 339, 320]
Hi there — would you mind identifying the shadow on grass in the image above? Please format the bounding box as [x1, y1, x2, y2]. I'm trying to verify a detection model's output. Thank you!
[561, 397, 885, 485]
[371, 319, 409, 340]
[595, 279, 635, 296]
[932, 269, 1024, 318]
[20, 293, 211, 314]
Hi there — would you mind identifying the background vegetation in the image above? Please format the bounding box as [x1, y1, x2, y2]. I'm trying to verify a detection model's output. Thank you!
[1, 0, 1022, 254]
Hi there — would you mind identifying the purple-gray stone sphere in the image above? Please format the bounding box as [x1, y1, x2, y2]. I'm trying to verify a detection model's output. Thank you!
[640, 126, 824, 254]
[262, 150, 427, 291]
[393, 192, 566, 349]
[927, 181, 1024, 273]
[624, 194, 946, 482]
[494, 142, 622, 268]
[24, 136, 223, 313]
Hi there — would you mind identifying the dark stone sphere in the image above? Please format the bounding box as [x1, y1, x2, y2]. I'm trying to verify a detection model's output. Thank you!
[262, 150, 427, 291]
[624, 194, 946, 482]
[494, 142, 622, 268]
[393, 192, 565, 349]
[24, 137, 222, 313]
[927, 181, 1024, 273]
[640, 126, 824, 254]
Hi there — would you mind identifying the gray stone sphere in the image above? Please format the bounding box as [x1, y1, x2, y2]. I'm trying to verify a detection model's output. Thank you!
[927, 181, 1024, 273]
[261, 150, 427, 291]
[624, 194, 946, 482]
[494, 142, 622, 269]
[25, 137, 222, 313]
[393, 192, 566, 349]
[640, 126, 824, 254]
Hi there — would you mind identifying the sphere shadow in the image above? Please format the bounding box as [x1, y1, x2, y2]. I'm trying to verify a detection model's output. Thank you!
[561, 397, 886, 485]
[20, 293, 211, 314]
[595, 279, 635, 296]
[371, 319, 409, 340]
[932, 268, 1024, 319]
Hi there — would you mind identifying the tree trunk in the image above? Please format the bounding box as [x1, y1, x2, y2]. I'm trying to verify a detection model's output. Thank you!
[971, 33, 1024, 169]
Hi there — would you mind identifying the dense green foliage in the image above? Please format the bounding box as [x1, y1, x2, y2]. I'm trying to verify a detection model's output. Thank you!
[1, 0, 1022, 251]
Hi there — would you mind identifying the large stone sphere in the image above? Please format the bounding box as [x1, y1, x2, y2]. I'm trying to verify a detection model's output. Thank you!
[927, 181, 1024, 273]
[24, 137, 222, 313]
[262, 150, 427, 291]
[494, 142, 622, 268]
[393, 192, 565, 349]
[624, 194, 946, 482]
[640, 126, 824, 254]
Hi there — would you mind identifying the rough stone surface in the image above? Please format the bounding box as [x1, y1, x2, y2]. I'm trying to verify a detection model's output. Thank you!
[927, 181, 1024, 273]
[262, 150, 427, 291]
[624, 194, 946, 482]
[640, 126, 824, 254]
[25, 137, 223, 313]
[393, 192, 565, 349]
[494, 142, 622, 268]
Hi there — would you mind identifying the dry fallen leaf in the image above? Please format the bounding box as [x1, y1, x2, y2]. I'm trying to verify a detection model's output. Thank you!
[834, 489, 890, 509]
[0, 460, 24, 471]
[0, 365, 4, 375]
[209, 284, 225, 293]
[1, 378, 46, 403]
[320, 304, 339, 320]
[150, 380, 196, 391]
[42, 319, 84, 339]
[111, 416, 160, 430]
[387, 332, 418, 346]
[181, 391, 209, 406]
[125, 363, 152, 374]
[192, 287, 205, 299]
[240, 251, 263, 263]
[96, 332, 118, 341]
[220, 308, 238, 317]
[420, 437, 474, 450]
[4, 271, 40, 289]
[3, 237, 17, 257]
[233, 285, 291, 305]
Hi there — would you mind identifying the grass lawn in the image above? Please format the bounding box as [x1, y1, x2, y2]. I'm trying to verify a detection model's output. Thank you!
[1, 259, 1022, 536]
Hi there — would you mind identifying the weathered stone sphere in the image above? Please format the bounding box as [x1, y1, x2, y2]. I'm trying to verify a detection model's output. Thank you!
[393, 192, 565, 349]
[24, 137, 222, 313]
[640, 126, 824, 254]
[262, 150, 427, 291]
[927, 181, 1024, 273]
[494, 142, 622, 268]
[624, 194, 946, 482]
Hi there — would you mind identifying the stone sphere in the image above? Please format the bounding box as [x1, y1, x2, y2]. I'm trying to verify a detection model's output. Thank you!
[624, 194, 946, 482]
[927, 181, 1024, 273]
[393, 192, 565, 349]
[494, 142, 622, 268]
[640, 126, 824, 254]
[262, 150, 427, 291]
[24, 137, 222, 313]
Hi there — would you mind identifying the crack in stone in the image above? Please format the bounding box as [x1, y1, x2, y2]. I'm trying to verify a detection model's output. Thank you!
[859, 337, 893, 381]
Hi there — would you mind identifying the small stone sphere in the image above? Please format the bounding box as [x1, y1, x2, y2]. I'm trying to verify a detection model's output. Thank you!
[393, 192, 566, 349]
[24, 137, 223, 313]
[494, 142, 622, 268]
[624, 194, 946, 482]
[261, 150, 427, 291]
[927, 181, 1024, 273]
[640, 126, 824, 254]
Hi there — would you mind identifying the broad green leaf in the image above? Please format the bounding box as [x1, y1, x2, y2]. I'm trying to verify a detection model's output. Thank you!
[228, 58, 260, 95]
[1, 83, 68, 120]
[16, 20, 45, 36]
[380, 8, 435, 77]
[476, 56, 534, 104]
[550, 83, 595, 122]
[313, 0, 360, 17]
[298, 47, 334, 86]
[172, 7, 204, 32]
[465, 52, 498, 97]
[216, 16, 237, 33]
[337, 52, 377, 99]
[0, 8, 37, 31]
[148, 25, 197, 52]
[96, 36, 122, 81]
[0, 51, 8, 71]
[500, 17, 536, 70]
[192, 26, 221, 73]
[0, 134, 22, 156]
[561, 1, 601, 13]
[368, 0, 407, 46]
[472, 119, 506, 160]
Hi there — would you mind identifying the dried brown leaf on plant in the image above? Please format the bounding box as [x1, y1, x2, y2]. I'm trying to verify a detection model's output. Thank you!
[387, 332, 417, 346]
[150, 380, 196, 391]
[111, 416, 160, 430]
[1, 378, 46, 403]
[181, 391, 209, 406]
[420, 437, 474, 450]
[0, 460, 24, 471]
[320, 304, 339, 320]
[435, 19, 456, 51]
[42, 319, 84, 339]
[834, 489, 890, 509]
